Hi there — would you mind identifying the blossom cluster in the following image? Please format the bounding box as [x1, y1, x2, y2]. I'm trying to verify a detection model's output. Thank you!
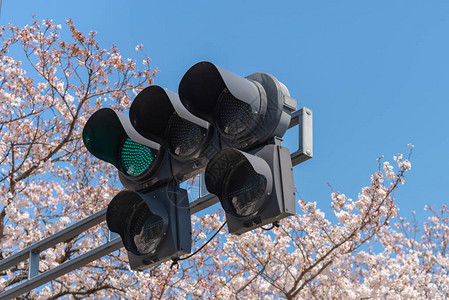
[0, 18, 156, 297]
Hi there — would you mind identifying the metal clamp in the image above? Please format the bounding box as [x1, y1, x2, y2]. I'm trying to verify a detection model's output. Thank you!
[289, 107, 313, 166]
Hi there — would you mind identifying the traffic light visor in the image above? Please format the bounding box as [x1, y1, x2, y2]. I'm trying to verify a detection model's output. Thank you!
[82, 108, 158, 176]
[130, 86, 209, 161]
[179, 62, 267, 148]
[107, 190, 168, 256]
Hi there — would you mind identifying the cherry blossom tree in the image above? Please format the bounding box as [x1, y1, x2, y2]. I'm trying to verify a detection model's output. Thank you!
[0, 18, 157, 297]
[1, 19, 447, 299]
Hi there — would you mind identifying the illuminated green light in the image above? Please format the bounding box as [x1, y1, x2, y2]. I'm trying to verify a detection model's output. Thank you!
[120, 137, 154, 176]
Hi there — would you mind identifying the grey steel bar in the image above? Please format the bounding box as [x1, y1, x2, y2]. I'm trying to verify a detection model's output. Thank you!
[0, 192, 217, 277]
[189, 193, 219, 214]
[0, 237, 123, 300]
[0, 208, 107, 273]
[0, 194, 218, 299]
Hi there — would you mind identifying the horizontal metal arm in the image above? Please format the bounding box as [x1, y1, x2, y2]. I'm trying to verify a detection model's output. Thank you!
[0, 237, 123, 300]
[0, 194, 219, 299]
[0, 208, 107, 274]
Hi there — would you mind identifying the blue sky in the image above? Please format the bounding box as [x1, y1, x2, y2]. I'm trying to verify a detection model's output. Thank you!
[2, 0, 449, 221]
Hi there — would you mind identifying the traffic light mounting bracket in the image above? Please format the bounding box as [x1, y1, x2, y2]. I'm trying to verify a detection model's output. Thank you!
[289, 107, 313, 166]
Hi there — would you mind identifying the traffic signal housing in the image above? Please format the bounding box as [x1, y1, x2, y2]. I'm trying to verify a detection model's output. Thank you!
[129, 85, 220, 182]
[178, 61, 297, 234]
[178, 61, 296, 150]
[106, 182, 191, 270]
[205, 139, 295, 235]
[82, 108, 192, 270]
[82, 107, 172, 191]
[82, 61, 307, 269]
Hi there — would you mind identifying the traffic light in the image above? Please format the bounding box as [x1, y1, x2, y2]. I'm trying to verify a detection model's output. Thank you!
[83, 60, 306, 269]
[205, 141, 295, 234]
[82, 107, 172, 191]
[82, 108, 192, 270]
[129, 85, 220, 181]
[178, 61, 298, 235]
[106, 182, 190, 270]
[178, 61, 296, 150]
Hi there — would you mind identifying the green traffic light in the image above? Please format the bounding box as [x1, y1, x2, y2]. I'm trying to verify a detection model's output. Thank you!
[83, 108, 157, 177]
[120, 137, 154, 176]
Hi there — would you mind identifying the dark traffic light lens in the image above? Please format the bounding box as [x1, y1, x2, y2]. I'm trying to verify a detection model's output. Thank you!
[168, 115, 207, 159]
[120, 137, 155, 176]
[128, 202, 164, 255]
[225, 161, 267, 217]
[216, 88, 254, 136]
